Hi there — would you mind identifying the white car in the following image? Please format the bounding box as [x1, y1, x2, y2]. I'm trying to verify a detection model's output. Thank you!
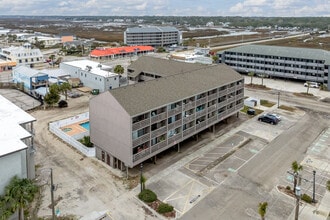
[304, 82, 319, 88]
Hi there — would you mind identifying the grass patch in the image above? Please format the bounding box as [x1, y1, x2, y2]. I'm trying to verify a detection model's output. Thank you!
[260, 99, 276, 107]
[279, 105, 295, 112]
[293, 92, 315, 98]
[241, 105, 264, 115]
[138, 189, 157, 203]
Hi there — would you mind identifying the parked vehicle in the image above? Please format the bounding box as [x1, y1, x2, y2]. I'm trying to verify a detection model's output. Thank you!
[304, 82, 319, 88]
[247, 108, 255, 115]
[267, 113, 281, 121]
[258, 114, 279, 125]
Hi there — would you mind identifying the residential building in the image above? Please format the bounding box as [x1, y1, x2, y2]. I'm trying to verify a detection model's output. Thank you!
[0, 95, 36, 195]
[60, 60, 119, 92]
[0, 43, 44, 69]
[90, 45, 154, 60]
[127, 56, 208, 82]
[217, 45, 330, 90]
[27, 36, 61, 48]
[124, 26, 182, 47]
[12, 66, 49, 92]
[90, 60, 244, 169]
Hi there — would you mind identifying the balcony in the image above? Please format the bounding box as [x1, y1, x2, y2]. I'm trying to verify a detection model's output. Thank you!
[133, 147, 151, 162]
[183, 101, 195, 110]
[132, 133, 150, 147]
[151, 141, 168, 153]
[207, 116, 217, 124]
[218, 90, 227, 96]
[183, 127, 195, 137]
[196, 121, 207, 131]
[196, 109, 206, 118]
[207, 104, 216, 113]
[168, 119, 182, 130]
[218, 110, 228, 119]
[183, 114, 195, 123]
[168, 106, 182, 117]
[227, 86, 236, 93]
[150, 126, 167, 138]
[196, 97, 207, 106]
[218, 101, 227, 108]
[132, 118, 150, 130]
[168, 133, 182, 145]
[151, 112, 167, 123]
[208, 93, 217, 101]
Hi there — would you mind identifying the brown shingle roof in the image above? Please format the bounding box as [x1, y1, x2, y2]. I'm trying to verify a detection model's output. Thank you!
[110, 60, 243, 116]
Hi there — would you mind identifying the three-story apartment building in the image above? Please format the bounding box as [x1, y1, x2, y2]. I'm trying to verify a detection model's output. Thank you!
[90, 60, 244, 169]
[217, 45, 330, 90]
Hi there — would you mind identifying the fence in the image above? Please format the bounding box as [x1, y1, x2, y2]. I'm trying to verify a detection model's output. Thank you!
[49, 112, 95, 157]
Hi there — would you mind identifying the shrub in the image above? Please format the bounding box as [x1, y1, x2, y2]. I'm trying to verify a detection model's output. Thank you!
[138, 189, 157, 203]
[301, 193, 312, 203]
[286, 186, 291, 191]
[157, 203, 174, 214]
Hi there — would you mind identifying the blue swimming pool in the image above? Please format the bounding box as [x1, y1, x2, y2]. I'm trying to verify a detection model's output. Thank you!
[79, 121, 90, 131]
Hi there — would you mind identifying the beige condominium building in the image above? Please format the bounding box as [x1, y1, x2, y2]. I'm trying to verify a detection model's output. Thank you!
[90, 58, 244, 169]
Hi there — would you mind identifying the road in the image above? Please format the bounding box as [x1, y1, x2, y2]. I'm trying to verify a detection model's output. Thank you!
[180, 88, 330, 220]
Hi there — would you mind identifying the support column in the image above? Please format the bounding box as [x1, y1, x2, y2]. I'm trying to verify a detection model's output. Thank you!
[177, 143, 181, 153]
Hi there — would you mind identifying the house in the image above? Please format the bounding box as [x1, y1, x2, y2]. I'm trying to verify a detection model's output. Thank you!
[12, 66, 49, 92]
[90, 59, 244, 169]
[60, 60, 119, 92]
[124, 26, 182, 47]
[0, 95, 36, 195]
[0, 43, 44, 69]
[217, 45, 330, 90]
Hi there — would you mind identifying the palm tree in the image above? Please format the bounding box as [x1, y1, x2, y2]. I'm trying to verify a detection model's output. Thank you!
[114, 65, 124, 75]
[141, 175, 147, 190]
[258, 202, 268, 220]
[248, 72, 255, 85]
[4, 176, 38, 220]
[291, 161, 303, 193]
[59, 82, 72, 100]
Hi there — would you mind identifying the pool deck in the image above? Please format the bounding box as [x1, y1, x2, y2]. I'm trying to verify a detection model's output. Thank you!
[61, 119, 89, 136]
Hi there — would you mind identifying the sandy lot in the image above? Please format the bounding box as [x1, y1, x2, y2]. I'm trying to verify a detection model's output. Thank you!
[32, 93, 158, 220]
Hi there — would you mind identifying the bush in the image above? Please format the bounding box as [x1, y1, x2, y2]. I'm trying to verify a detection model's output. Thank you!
[157, 203, 174, 214]
[301, 193, 312, 203]
[286, 186, 291, 191]
[138, 189, 157, 203]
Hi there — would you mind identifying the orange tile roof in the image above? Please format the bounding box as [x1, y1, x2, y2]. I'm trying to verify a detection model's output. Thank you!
[90, 46, 155, 57]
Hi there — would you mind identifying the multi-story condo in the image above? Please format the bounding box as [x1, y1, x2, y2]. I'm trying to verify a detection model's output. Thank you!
[217, 45, 330, 90]
[0, 43, 44, 69]
[90, 60, 244, 169]
[124, 26, 182, 47]
[0, 95, 36, 195]
[60, 60, 119, 92]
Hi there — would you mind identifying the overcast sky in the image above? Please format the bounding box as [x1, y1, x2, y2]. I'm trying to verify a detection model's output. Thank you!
[0, 0, 329, 17]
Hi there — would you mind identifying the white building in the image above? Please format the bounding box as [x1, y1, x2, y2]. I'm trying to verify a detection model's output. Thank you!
[0, 95, 36, 195]
[27, 36, 61, 48]
[60, 60, 119, 92]
[0, 43, 44, 68]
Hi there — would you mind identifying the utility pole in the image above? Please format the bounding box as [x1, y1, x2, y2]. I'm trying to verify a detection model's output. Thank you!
[295, 185, 301, 220]
[277, 91, 280, 108]
[313, 170, 316, 203]
[50, 168, 55, 220]
[140, 163, 143, 193]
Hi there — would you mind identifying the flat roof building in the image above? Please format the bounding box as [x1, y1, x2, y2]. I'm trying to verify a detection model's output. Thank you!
[124, 26, 182, 47]
[217, 45, 330, 90]
[0, 95, 36, 194]
[90, 45, 155, 60]
[90, 58, 244, 169]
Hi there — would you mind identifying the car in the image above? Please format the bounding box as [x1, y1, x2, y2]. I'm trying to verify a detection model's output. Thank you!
[247, 108, 255, 115]
[304, 82, 319, 88]
[267, 113, 281, 121]
[258, 114, 279, 125]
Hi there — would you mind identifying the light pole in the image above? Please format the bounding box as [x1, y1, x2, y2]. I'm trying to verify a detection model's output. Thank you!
[50, 168, 55, 220]
[294, 186, 301, 220]
[277, 91, 280, 108]
[312, 170, 316, 203]
[140, 163, 143, 193]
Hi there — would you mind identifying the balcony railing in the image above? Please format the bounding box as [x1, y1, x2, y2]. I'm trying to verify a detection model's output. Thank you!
[132, 118, 150, 130]
[168, 133, 182, 145]
[183, 101, 195, 110]
[183, 127, 195, 137]
[207, 104, 216, 113]
[196, 109, 206, 118]
[183, 114, 195, 123]
[196, 121, 207, 131]
[196, 97, 207, 106]
[227, 87, 236, 93]
[132, 133, 150, 147]
[133, 147, 151, 162]
[150, 126, 167, 138]
[208, 93, 217, 101]
[151, 112, 167, 123]
[168, 119, 182, 130]
[168, 106, 182, 116]
[207, 116, 217, 124]
[151, 141, 167, 153]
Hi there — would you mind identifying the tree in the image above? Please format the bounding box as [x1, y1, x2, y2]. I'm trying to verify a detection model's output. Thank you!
[212, 55, 219, 63]
[114, 65, 124, 75]
[59, 82, 72, 100]
[291, 161, 303, 193]
[141, 175, 147, 191]
[258, 202, 268, 220]
[259, 74, 267, 86]
[44, 84, 60, 107]
[248, 72, 255, 85]
[4, 176, 37, 220]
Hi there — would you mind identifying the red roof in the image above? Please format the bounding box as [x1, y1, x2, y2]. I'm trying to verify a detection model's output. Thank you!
[90, 46, 155, 57]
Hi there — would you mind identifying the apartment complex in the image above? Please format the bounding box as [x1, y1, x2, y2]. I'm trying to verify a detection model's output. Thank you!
[124, 26, 182, 47]
[0, 95, 36, 194]
[90, 60, 244, 169]
[0, 43, 44, 69]
[217, 45, 330, 90]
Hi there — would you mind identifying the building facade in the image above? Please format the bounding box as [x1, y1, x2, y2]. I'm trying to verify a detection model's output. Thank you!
[60, 60, 119, 92]
[0, 95, 36, 195]
[90, 61, 244, 169]
[12, 66, 49, 92]
[217, 45, 330, 90]
[124, 26, 182, 47]
[0, 43, 44, 69]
